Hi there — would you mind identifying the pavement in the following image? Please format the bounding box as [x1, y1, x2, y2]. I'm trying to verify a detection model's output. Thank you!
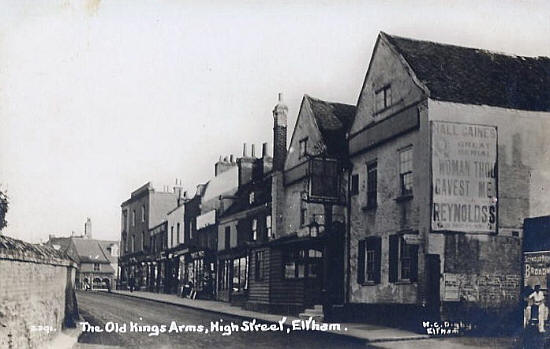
[38, 321, 84, 349]
[110, 289, 430, 343]
[369, 337, 521, 349]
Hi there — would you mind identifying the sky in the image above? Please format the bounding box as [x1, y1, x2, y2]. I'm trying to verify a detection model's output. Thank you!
[1, 0, 550, 242]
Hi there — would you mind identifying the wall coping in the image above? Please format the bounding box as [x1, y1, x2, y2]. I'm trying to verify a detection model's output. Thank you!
[0, 235, 77, 268]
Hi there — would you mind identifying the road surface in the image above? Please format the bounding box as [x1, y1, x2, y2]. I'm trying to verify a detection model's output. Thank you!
[76, 291, 365, 348]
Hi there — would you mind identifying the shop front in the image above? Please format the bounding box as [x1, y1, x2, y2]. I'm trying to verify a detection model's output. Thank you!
[217, 248, 249, 304]
[179, 249, 216, 299]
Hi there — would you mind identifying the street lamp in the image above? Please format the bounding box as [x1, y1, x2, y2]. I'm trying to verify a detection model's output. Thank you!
[308, 217, 320, 238]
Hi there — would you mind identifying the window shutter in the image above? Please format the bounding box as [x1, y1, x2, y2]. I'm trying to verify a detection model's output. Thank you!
[388, 235, 398, 283]
[351, 174, 359, 195]
[357, 240, 365, 284]
[374, 237, 382, 284]
[410, 244, 419, 282]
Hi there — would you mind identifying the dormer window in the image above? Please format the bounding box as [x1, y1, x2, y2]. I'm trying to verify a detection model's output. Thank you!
[299, 138, 308, 159]
[375, 85, 392, 112]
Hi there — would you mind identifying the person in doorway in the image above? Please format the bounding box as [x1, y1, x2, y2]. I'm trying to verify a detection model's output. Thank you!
[524, 285, 534, 328]
[129, 272, 136, 293]
[528, 285, 547, 333]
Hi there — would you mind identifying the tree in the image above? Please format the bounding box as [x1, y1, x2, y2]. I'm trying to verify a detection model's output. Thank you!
[0, 188, 8, 233]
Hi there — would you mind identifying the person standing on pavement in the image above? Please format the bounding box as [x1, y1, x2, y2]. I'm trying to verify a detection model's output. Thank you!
[129, 272, 135, 293]
[528, 285, 547, 333]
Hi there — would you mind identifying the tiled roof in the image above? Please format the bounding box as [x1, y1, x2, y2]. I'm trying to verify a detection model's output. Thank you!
[306, 95, 356, 157]
[47, 237, 72, 252]
[72, 238, 111, 263]
[383, 32, 550, 112]
[96, 240, 119, 264]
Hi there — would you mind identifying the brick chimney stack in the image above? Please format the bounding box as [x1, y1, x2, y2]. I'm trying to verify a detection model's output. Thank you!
[215, 155, 237, 176]
[272, 92, 288, 171]
[272, 93, 288, 240]
[261, 142, 273, 175]
[84, 217, 92, 239]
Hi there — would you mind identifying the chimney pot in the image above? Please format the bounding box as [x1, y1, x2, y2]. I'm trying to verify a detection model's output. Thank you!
[262, 142, 268, 157]
[251, 144, 256, 157]
[243, 143, 247, 157]
[230, 154, 234, 162]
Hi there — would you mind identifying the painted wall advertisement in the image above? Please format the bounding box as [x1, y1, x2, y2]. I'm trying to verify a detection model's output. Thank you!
[524, 251, 550, 289]
[431, 121, 497, 233]
[443, 273, 520, 305]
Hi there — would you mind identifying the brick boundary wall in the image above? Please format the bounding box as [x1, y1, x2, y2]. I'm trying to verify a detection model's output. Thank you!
[0, 235, 78, 349]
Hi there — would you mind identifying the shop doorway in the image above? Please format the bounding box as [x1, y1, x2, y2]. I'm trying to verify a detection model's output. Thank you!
[425, 254, 441, 319]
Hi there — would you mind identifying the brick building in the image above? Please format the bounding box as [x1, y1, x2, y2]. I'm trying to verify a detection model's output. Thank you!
[216, 143, 273, 304]
[162, 186, 188, 294]
[119, 182, 179, 290]
[345, 32, 550, 329]
[177, 160, 239, 299]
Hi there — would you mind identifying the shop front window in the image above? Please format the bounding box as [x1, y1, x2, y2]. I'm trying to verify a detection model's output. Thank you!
[283, 248, 322, 280]
[232, 256, 248, 292]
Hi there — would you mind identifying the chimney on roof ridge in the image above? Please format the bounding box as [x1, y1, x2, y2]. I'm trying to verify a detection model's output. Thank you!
[215, 154, 237, 176]
[84, 218, 92, 239]
[251, 144, 256, 158]
[243, 143, 247, 157]
[174, 179, 184, 205]
[262, 142, 269, 157]
[272, 92, 288, 240]
[272, 92, 288, 171]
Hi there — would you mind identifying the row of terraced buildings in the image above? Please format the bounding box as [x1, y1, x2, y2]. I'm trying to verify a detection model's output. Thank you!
[118, 32, 550, 330]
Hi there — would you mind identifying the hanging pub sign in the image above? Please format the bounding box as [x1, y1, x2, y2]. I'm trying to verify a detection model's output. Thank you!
[431, 121, 497, 233]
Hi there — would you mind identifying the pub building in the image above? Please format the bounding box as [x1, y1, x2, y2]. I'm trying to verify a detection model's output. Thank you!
[245, 94, 355, 317]
[345, 32, 550, 330]
[116, 33, 550, 333]
[216, 143, 273, 304]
